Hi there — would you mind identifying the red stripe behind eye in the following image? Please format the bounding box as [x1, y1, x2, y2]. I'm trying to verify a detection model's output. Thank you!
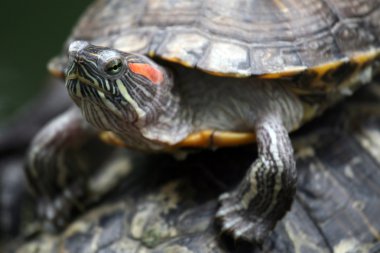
[128, 63, 164, 85]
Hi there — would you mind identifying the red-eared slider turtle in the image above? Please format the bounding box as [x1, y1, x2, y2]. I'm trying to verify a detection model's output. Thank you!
[27, 0, 380, 244]
[12, 83, 380, 253]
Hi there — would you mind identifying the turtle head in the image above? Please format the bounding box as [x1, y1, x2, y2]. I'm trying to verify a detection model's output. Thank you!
[65, 41, 175, 133]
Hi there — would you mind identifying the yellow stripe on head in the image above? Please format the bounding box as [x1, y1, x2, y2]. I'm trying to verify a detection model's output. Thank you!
[116, 79, 146, 119]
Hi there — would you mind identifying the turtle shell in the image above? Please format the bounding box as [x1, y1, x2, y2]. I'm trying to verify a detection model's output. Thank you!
[55, 0, 380, 79]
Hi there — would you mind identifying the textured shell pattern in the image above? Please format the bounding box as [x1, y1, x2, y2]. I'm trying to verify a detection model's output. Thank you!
[64, 0, 380, 79]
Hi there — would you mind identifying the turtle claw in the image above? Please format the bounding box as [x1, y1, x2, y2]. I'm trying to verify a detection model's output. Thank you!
[37, 185, 85, 230]
[216, 192, 271, 244]
[38, 198, 69, 230]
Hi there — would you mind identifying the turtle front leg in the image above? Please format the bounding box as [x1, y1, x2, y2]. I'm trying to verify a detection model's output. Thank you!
[216, 115, 296, 243]
[26, 107, 114, 228]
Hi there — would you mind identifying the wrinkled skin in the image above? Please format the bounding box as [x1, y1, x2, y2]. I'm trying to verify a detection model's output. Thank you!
[4, 83, 380, 253]
[27, 41, 307, 243]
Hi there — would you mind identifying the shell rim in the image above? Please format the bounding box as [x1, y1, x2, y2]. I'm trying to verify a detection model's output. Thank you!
[48, 48, 380, 79]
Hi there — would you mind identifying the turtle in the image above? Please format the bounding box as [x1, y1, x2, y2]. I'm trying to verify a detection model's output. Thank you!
[10, 82, 380, 253]
[26, 0, 380, 244]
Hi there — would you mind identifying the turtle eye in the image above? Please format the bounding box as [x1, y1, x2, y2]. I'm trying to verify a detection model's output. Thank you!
[104, 58, 123, 75]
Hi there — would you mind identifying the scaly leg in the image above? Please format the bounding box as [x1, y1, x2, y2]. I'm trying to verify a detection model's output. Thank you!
[216, 115, 296, 243]
[26, 107, 114, 228]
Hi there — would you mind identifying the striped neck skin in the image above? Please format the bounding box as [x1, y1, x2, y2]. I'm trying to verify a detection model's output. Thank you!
[65, 41, 190, 150]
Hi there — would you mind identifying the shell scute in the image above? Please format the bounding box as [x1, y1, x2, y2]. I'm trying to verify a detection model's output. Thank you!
[56, 0, 380, 79]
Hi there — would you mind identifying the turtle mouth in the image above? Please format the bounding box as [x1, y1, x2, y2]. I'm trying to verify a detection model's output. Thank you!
[65, 74, 125, 119]
[66, 74, 108, 94]
[65, 73, 112, 99]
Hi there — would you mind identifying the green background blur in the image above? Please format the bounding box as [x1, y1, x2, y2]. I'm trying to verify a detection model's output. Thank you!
[0, 0, 92, 124]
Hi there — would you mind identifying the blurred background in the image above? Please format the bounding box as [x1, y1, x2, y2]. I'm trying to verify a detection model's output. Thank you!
[0, 0, 92, 124]
[0, 1, 92, 243]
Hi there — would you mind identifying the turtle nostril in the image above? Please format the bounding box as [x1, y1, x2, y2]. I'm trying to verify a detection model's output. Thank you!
[76, 57, 85, 64]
